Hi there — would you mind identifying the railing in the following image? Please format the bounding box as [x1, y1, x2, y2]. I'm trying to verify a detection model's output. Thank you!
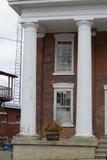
[0, 86, 12, 102]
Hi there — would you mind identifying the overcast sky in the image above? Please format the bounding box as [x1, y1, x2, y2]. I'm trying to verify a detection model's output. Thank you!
[0, 0, 18, 74]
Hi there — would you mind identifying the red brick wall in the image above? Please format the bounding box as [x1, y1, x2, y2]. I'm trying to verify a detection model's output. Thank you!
[94, 32, 107, 138]
[0, 108, 20, 138]
[36, 32, 107, 139]
[36, 34, 77, 138]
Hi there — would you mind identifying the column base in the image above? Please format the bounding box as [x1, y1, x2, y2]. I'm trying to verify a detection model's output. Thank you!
[12, 135, 98, 160]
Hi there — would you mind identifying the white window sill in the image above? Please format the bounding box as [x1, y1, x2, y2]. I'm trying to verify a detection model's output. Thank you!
[62, 123, 74, 128]
[53, 72, 75, 76]
[16, 122, 20, 124]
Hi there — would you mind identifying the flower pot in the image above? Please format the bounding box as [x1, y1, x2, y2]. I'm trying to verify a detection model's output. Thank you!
[46, 132, 60, 141]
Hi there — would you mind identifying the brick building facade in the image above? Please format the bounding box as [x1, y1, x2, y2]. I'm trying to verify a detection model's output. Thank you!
[2, 31, 107, 139]
[36, 32, 107, 139]
[0, 107, 20, 139]
[7, 1, 107, 159]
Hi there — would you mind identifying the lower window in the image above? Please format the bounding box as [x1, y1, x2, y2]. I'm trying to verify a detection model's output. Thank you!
[53, 83, 74, 127]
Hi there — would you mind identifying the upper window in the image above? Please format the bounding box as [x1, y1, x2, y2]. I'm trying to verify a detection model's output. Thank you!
[54, 34, 74, 75]
[53, 83, 74, 127]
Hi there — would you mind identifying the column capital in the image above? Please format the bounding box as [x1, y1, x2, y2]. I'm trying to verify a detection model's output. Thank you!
[76, 20, 93, 27]
[22, 22, 39, 30]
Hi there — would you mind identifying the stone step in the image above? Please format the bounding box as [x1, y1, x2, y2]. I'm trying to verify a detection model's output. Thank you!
[96, 147, 107, 152]
[95, 157, 106, 160]
[100, 136, 107, 139]
[96, 151, 107, 157]
[95, 157, 106, 159]
[90, 159, 105, 160]
[97, 143, 107, 148]
[95, 159, 106, 160]
[96, 150, 107, 156]
[99, 139, 107, 143]
[99, 136, 107, 142]
[95, 136, 107, 159]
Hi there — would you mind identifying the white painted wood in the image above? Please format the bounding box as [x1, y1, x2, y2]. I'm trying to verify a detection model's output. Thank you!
[104, 85, 107, 135]
[76, 20, 93, 137]
[54, 33, 75, 75]
[8, 0, 107, 33]
[20, 22, 38, 136]
[8, 0, 107, 3]
[8, 0, 107, 10]
[53, 83, 74, 127]
[53, 72, 75, 76]
[20, 5, 107, 22]
[53, 83, 74, 89]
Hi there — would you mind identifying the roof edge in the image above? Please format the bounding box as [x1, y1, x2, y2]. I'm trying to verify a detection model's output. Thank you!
[8, 0, 107, 15]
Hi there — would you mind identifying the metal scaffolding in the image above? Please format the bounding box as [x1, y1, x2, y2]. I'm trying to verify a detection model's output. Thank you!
[13, 22, 23, 106]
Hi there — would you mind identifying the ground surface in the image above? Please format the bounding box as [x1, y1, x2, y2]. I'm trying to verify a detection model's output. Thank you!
[0, 151, 11, 160]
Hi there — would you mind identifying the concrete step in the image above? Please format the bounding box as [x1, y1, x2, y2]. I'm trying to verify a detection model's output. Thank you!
[95, 159, 106, 160]
[99, 139, 107, 143]
[96, 150, 107, 156]
[97, 143, 107, 148]
[96, 147, 107, 152]
[95, 151, 107, 157]
[88, 159, 105, 160]
[95, 156, 106, 160]
[95, 136, 107, 159]
[95, 157, 106, 160]
[99, 136, 107, 143]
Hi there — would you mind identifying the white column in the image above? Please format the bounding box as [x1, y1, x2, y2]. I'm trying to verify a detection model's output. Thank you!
[76, 20, 93, 137]
[20, 22, 38, 136]
[104, 85, 107, 135]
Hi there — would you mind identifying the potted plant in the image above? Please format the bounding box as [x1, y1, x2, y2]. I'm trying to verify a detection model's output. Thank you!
[43, 121, 63, 141]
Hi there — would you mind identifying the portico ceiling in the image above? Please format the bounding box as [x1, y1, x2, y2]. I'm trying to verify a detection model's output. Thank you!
[39, 20, 77, 33]
[38, 19, 107, 33]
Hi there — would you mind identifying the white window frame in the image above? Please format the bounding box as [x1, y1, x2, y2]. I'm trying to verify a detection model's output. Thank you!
[53, 83, 74, 127]
[53, 33, 75, 75]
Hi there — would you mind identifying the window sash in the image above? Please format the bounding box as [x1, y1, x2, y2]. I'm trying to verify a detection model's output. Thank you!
[54, 88, 73, 127]
[56, 41, 72, 72]
[54, 34, 75, 75]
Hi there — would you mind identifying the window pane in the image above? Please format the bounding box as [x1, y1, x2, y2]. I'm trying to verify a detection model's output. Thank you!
[57, 41, 72, 72]
[56, 90, 71, 124]
[56, 107, 71, 124]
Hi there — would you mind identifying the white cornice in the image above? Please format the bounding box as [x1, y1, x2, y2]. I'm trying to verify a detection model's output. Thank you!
[8, 0, 107, 15]
[20, 4, 107, 22]
[8, 0, 107, 5]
